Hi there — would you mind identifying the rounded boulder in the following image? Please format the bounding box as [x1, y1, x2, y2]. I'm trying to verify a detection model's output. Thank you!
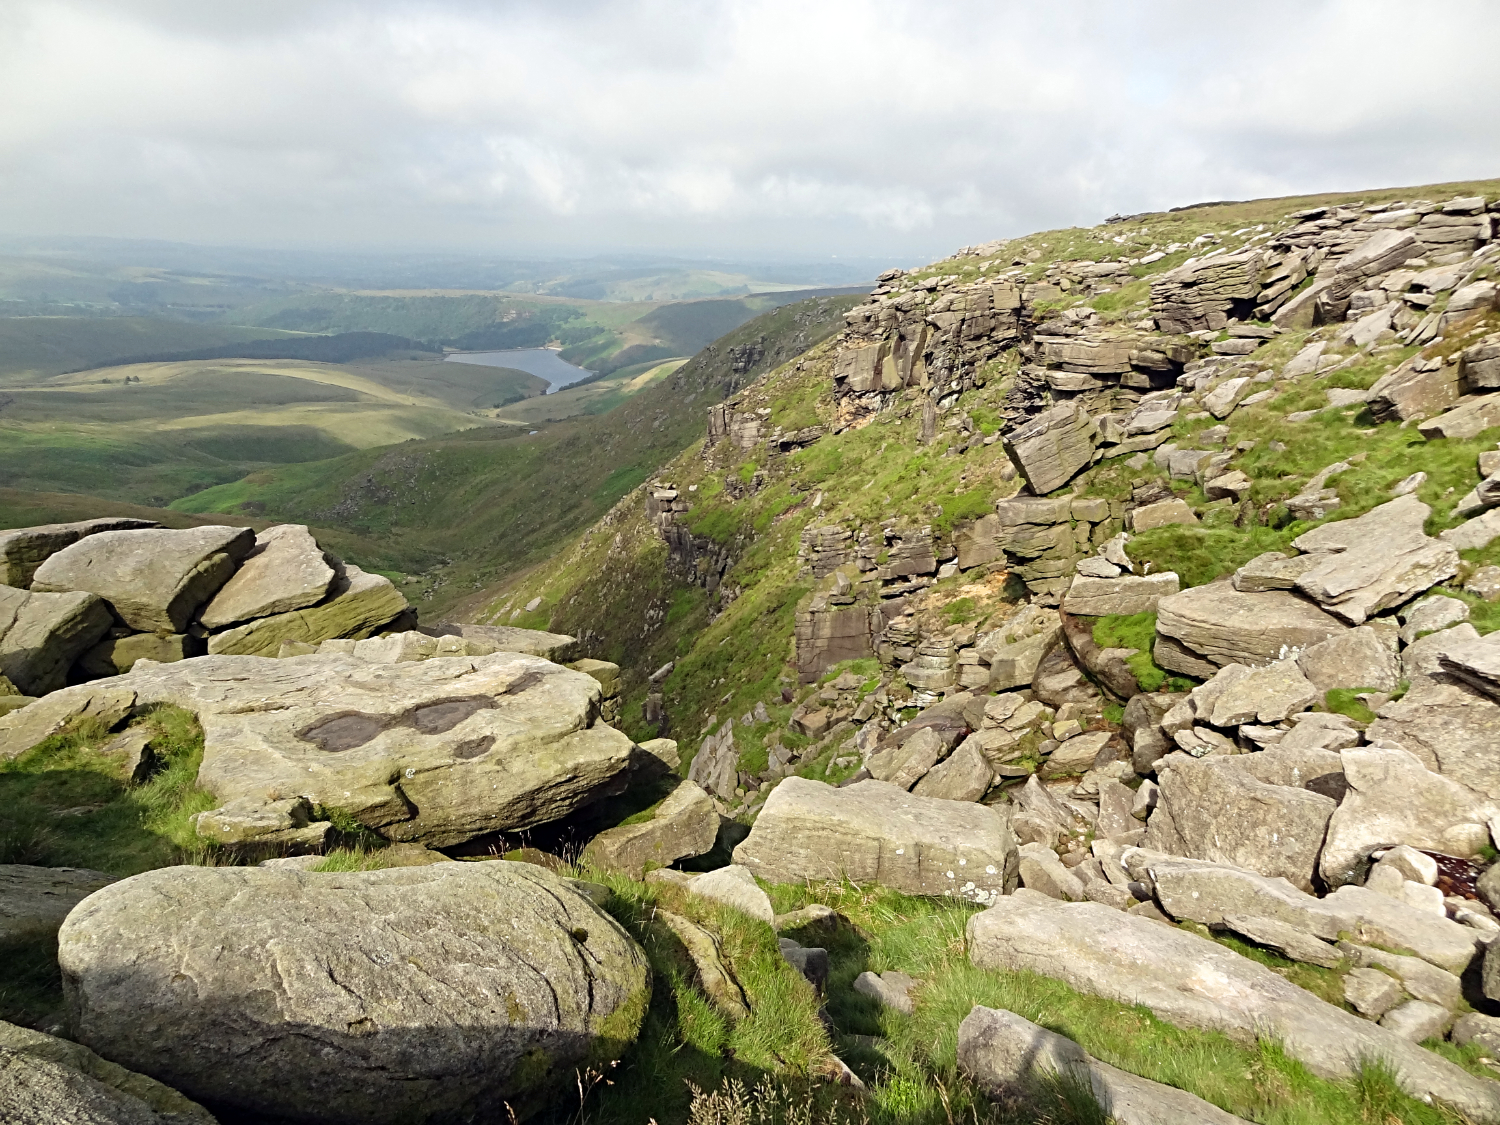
[59, 862, 650, 1124]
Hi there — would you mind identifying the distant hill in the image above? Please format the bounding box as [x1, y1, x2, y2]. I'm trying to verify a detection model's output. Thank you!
[171, 292, 864, 614]
[86, 330, 438, 369]
[0, 316, 299, 383]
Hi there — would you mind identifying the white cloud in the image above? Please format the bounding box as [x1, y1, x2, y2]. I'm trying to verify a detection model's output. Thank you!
[0, 0, 1495, 260]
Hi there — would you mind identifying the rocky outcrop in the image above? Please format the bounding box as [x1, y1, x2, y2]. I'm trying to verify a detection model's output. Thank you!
[1001, 404, 1098, 495]
[1318, 742, 1496, 886]
[32, 526, 256, 633]
[966, 892, 1499, 1121]
[59, 862, 650, 1125]
[1153, 583, 1347, 676]
[1144, 751, 1338, 891]
[0, 518, 159, 590]
[1289, 496, 1458, 625]
[0, 584, 114, 696]
[0, 1019, 216, 1125]
[196, 524, 334, 629]
[205, 562, 407, 656]
[1150, 252, 1263, 333]
[733, 777, 1018, 902]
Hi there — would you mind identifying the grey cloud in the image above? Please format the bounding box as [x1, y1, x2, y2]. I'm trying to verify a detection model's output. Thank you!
[0, 0, 1495, 261]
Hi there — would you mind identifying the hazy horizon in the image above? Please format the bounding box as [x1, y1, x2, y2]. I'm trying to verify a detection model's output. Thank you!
[2, 0, 1497, 263]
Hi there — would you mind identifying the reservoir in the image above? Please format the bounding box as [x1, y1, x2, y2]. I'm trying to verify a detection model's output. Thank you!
[444, 348, 593, 394]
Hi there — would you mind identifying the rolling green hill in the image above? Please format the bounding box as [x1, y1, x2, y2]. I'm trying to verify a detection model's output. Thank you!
[170, 293, 863, 614]
[0, 316, 301, 383]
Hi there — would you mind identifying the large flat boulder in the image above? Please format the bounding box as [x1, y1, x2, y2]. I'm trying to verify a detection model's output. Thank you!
[32, 526, 255, 633]
[0, 518, 158, 589]
[1154, 583, 1347, 674]
[1001, 404, 1097, 495]
[0, 1019, 216, 1124]
[197, 524, 334, 629]
[0, 864, 116, 942]
[0, 584, 114, 695]
[732, 777, 1018, 903]
[957, 1006, 1251, 1125]
[1290, 497, 1458, 624]
[1319, 742, 1496, 887]
[59, 863, 649, 1125]
[19, 651, 635, 847]
[966, 892, 1499, 1121]
[206, 562, 407, 656]
[1144, 752, 1336, 890]
[1150, 251, 1263, 334]
[1061, 572, 1179, 617]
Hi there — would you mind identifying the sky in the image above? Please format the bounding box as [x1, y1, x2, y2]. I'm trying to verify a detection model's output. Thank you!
[1, 0, 1497, 263]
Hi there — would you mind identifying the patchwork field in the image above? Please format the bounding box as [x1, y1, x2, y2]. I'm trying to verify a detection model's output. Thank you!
[0, 356, 542, 505]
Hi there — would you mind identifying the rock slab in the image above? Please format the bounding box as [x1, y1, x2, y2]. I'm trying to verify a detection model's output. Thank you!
[33, 526, 255, 633]
[59, 863, 650, 1125]
[966, 892, 1500, 1121]
[734, 777, 1018, 903]
[958, 1005, 1251, 1125]
[197, 524, 334, 629]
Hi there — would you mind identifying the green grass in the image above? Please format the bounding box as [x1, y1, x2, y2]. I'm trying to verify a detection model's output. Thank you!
[760, 881, 1473, 1125]
[1090, 612, 1195, 693]
[0, 705, 219, 875]
[1323, 689, 1379, 724]
[544, 866, 836, 1125]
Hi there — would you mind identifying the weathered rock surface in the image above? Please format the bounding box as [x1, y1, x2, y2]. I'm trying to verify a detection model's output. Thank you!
[682, 865, 774, 924]
[1145, 753, 1336, 890]
[197, 525, 334, 629]
[581, 780, 718, 879]
[1154, 583, 1347, 674]
[733, 777, 1018, 902]
[205, 562, 406, 656]
[0, 864, 117, 942]
[1319, 742, 1495, 886]
[79, 632, 197, 679]
[657, 910, 749, 1020]
[966, 892, 1498, 1120]
[1220, 912, 1342, 968]
[0, 1019, 216, 1125]
[13, 651, 635, 847]
[33, 526, 255, 633]
[1340, 942, 1462, 1010]
[1132, 852, 1481, 973]
[958, 1006, 1252, 1125]
[910, 738, 993, 802]
[0, 584, 114, 695]
[1001, 404, 1097, 495]
[1061, 572, 1179, 617]
[0, 681, 137, 761]
[58, 862, 650, 1125]
[1290, 496, 1458, 624]
[431, 623, 580, 663]
[0, 518, 159, 590]
[1296, 626, 1401, 692]
[853, 970, 917, 1014]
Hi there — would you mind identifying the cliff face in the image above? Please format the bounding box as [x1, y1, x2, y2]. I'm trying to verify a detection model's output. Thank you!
[469, 177, 1500, 788]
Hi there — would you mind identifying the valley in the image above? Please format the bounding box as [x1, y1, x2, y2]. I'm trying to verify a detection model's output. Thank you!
[7, 177, 1500, 1125]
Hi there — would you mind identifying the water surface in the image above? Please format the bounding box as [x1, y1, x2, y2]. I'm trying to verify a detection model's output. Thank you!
[445, 348, 592, 394]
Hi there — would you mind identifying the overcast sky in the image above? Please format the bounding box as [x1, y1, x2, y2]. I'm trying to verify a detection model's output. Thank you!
[1, 0, 1496, 263]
